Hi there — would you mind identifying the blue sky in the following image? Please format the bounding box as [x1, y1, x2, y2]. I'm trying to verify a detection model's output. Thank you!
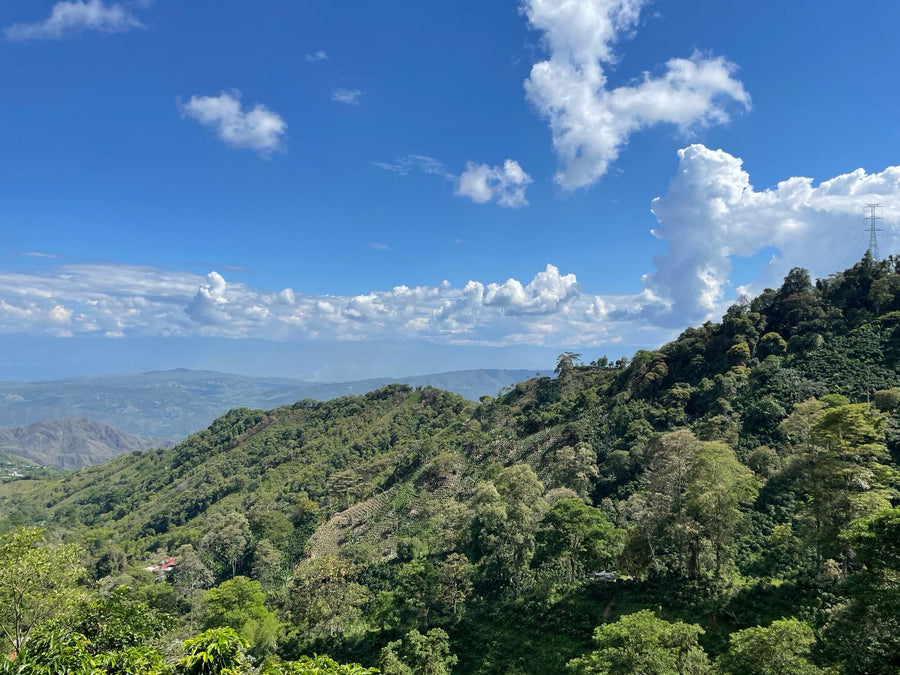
[1, 0, 899, 380]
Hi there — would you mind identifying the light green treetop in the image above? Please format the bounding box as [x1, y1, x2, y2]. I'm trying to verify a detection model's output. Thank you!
[0, 527, 85, 652]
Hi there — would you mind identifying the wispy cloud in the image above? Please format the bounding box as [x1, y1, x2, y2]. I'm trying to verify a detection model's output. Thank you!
[331, 88, 362, 105]
[18, 251, 60, 259]
[179, 90, 287, 156]
[368, 242, 389, 252]
[521, 0, 749, 189]
[5, 0, 144, 42]
[372, 155, 451, 177]
[305, 50, 329, 62]
[375, 155, 533, 208]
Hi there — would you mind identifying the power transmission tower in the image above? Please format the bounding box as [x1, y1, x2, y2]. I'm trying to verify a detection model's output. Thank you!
[865, 203, 883, 260]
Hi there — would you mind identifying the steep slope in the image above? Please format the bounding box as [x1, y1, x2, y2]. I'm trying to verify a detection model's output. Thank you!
[0, 385, 480, 558]
[0, 418, 168, 470]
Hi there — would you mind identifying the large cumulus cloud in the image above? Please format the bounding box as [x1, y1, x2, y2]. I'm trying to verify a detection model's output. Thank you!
[522, 0, 749, 190]
[644, 144, 900, 323]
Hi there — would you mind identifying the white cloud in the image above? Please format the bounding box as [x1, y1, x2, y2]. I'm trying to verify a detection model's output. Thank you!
[0, 264, 200, 338]
[521, 0, 749, 190]
[185, 271, 230, 325]
[180, 90, 287, 155]
[483, 265, 579, 314]
[305, 50, 329, 62]
[642, 144, 900, 324]
[376, 155, 532, 208]
[456, 159, 532, 208]
[278, 288, 295, 305]
[368, 242, 390, 252]
[331, 88, 362, 105]
[0, 262, 662, 348]
[5, 0, 144, 42]
[49, 304, 72, 323]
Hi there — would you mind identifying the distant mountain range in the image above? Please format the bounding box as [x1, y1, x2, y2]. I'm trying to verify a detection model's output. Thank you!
[0, 368, 540, 441]
[0, 417, 170, 471]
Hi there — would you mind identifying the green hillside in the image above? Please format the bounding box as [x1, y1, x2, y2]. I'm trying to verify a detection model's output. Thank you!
[1, 254, 899, 674]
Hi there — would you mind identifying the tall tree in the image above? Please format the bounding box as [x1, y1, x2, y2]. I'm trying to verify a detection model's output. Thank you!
[555, 352, 582, 380]
[436, 553, 473, 618]
[201, 576, 281, 657]
[171, 544, 214, 633]
[288, 556, 367, 639]
[624, 431, 702, 577]
[684, 441, 758, 576]
[779, 399, 826, 452]
[470, 464, 546, 598]
[549, 443, 599, 501]
[201, 576, 269, 632]
[200, 511, 251, 578]
[821, 507, 900, 674]
[536, 498, 621, 584]
[396, 557, 439, 627]
[799, 403, 893, 569]
[0, 527, 84, 652]
[250, 539, 286, 596]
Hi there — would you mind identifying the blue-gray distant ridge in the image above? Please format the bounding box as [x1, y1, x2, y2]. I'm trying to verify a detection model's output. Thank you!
[0, 368, 540, 441]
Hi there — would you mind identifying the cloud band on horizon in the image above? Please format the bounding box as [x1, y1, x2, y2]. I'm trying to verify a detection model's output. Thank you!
[1, 147, 896, 348]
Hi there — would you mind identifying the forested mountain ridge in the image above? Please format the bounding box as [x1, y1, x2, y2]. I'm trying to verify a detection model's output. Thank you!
[1, 254, 899, 674]
[3, 386, 478, 556]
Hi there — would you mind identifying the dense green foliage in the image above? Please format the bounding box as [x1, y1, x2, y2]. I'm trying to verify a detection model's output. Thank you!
[566, 610, 711, 674]
[0, 254, 899, 673]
